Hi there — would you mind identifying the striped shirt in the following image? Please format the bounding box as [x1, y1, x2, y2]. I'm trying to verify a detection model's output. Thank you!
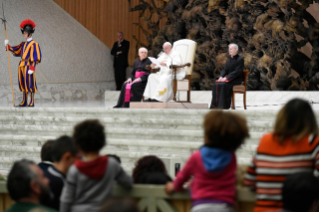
[244, 133, 319, 212]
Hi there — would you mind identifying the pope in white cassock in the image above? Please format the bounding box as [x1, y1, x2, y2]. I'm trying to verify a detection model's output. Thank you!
[143, 42, 185, 102]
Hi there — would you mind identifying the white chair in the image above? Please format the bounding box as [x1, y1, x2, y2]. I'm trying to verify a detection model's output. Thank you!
[171, 39, 197, 102]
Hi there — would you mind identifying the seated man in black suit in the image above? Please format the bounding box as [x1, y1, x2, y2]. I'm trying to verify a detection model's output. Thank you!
[210, 44, 244, 109]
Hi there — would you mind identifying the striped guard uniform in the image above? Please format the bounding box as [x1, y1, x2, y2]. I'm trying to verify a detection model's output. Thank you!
[244, 133, 319, 212]
[8, 39, 42, 93]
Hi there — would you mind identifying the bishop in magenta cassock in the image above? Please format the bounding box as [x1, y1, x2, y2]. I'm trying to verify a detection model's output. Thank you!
[114, 47, 151, 108]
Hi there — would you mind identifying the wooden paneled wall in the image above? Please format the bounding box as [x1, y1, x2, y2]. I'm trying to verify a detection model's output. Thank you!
[52, 0, 165, 66]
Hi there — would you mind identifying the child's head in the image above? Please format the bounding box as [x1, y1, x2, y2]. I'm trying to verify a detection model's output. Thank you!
[73, 120, 106, 153]
[40, 140, 55, 162]
[203, 111, 249, 151]
[51, 136, 78, 170]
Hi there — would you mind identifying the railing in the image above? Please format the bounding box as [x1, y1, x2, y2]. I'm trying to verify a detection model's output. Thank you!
[0, 181, 256, 212]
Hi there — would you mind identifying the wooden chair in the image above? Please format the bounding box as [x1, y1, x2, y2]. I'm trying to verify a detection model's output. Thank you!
[171, 39, 197, 102]
[231, 69, 249, 110]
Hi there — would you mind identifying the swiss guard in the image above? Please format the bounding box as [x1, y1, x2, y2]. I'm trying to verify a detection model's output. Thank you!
[5, 19, 42, 107]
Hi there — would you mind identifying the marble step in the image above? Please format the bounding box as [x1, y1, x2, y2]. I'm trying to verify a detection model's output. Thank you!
[0, 135, 55, 146]
[237, 157, 253, 165]
[0, 124, 202, 140]
[0, 135, 200, 148]
[237, 144, 258, 157]
[0, 115, 204, 130]
[0, 107, 208, 118]
[0, 137, 263, 157]
[0, 111, 207, 121]
[0, 139, 258, 159]
[105, 142, 258, 157]
[0, 134, 256, 148]
[0, 107, 282, 120]
[0, 135, 260, 151]
[0, 141, 257, 162]
[0, 124, 265, 143]
[0, 115, 275, 132]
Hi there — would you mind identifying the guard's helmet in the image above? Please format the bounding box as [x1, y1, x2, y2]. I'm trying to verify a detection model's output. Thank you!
[20, 19, 36, 36]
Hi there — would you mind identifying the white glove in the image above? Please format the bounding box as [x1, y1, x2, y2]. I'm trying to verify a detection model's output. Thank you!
[4, 39, 9, 46]
[28, 70, 34, 75]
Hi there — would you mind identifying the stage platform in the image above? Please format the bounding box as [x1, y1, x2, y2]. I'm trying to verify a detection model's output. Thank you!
[130, 102, 208, 109]
[0, 90, 317, 178]
[105, 90, 319, 109]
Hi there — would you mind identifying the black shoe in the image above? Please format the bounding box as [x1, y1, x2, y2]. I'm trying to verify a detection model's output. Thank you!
[151, 99, 160, 102]
[144, 98, 152, 102]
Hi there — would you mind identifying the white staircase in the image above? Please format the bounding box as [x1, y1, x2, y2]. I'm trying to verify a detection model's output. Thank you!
[0, 107, 282, 177]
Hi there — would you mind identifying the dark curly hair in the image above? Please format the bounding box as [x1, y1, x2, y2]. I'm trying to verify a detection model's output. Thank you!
[132, 155, 167, 183]
[203, 110, 249, 151]
[73, 119, 106, 153]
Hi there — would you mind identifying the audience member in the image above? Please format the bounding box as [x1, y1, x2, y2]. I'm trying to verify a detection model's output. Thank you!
[41, 136, 78, 211]
[276, 172, 319, 212]
[165, 110, 249, 212]
[244, 98, 319, 212]
[38, 140, 55, 172]
[107, 154, 122, 164]
[99, 198, 140, 212]
[133, 155, 172, 184]
[60, 120, 133, 212]
[5, 159, 56, 212]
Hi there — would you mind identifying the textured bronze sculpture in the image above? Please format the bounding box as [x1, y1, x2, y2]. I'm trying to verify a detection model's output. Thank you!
[128, 0, 319, 90]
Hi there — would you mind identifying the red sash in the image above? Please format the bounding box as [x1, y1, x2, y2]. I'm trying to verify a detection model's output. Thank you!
[124, 71, 148, 103]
